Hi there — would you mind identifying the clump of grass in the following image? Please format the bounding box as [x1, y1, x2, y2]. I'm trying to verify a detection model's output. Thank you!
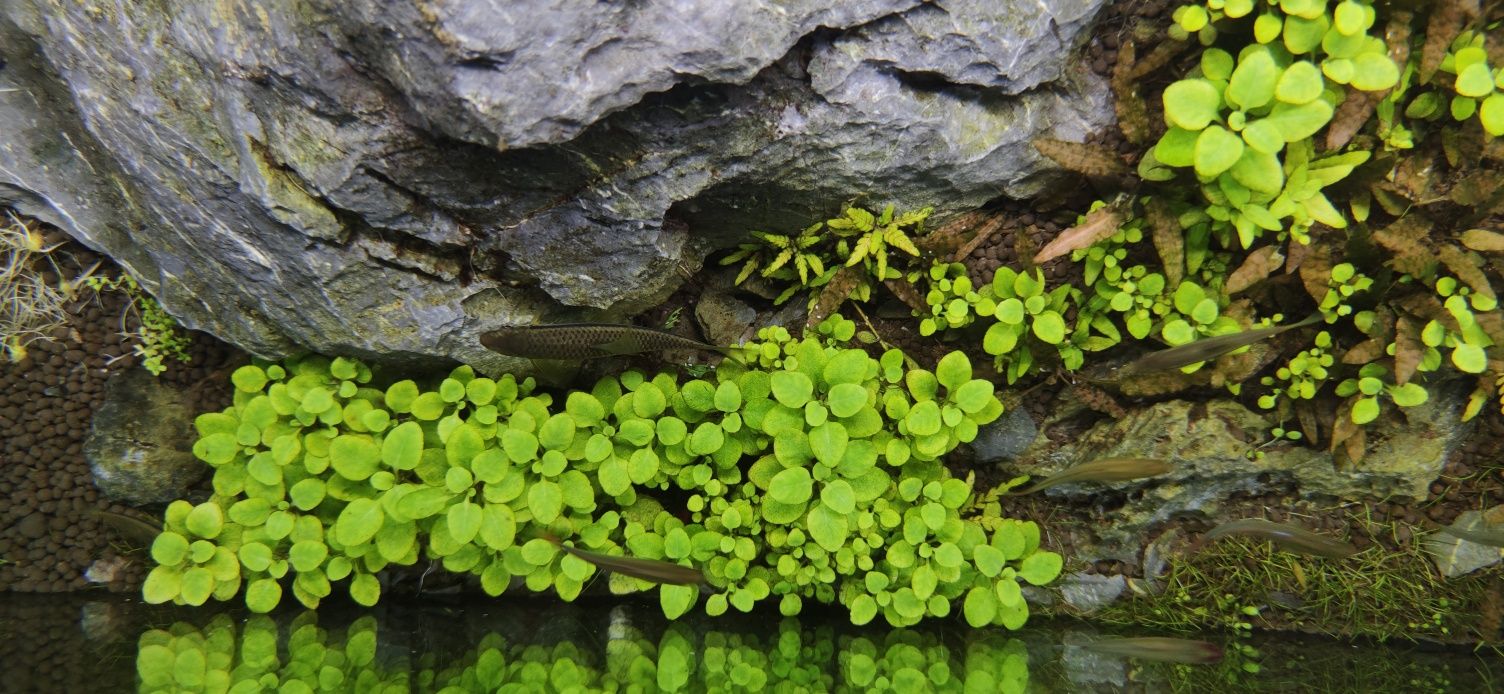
[1094, 513, 1502, 644]
[0, 212, 94, 362]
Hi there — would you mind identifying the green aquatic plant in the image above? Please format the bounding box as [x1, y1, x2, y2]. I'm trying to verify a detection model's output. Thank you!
[1258, 330, 1335, 409]
[84, 273, 192, 375]
[981, 267, 1079, 382]
[1433, 30, 1504, 137]
[153, 319, 1059, 628]
[1318, 262, 1373, 321]
[915, 261, 993, 336]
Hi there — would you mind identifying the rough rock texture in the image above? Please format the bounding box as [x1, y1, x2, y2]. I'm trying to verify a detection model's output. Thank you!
[1056, 572, 1127, 613]
[1424, 506, 1504, 578]
[1011, 386, 1472, 562]
[970, 407, 1039, 462]
[0, 1, 1111, 369]
[84, 369, 203, 505]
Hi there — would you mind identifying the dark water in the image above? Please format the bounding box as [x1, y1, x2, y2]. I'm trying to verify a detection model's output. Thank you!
[0, 593, 1496, 692]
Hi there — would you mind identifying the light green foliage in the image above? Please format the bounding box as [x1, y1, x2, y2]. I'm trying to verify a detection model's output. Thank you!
[83, 273, 193, 375]
[158, 319, 1055, 628]
[1416, 276, 1496, 375]
[1336, 363, 1430, 424]
[916, 262, 994, 336]
[721, 203, 932, 305]
[137, 612, 1036, 694]
[1434, 31, 1504, 137]
[1155, 1, 1396, 248]
[981, 267, 1082, 383]
[1318, 262, 1373, 320]
[1259, 330, 1335, 408]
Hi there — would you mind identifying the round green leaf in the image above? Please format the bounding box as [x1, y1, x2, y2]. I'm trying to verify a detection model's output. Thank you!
[245, 578, 282, 613]
[714, 381, 742, 412]
[288, 478, 326, 511]
[807, 505, 849, 551]
[808, 421, 849, 466]
[1031, 311, 1066, 344]
[1350, 51, 1399, 92]
[330, 434, 380, 481]
[238, 542, 273, 572]
[632, 383, 667, 418]
[1194, 125, 1245, 177]
[179, 567, 215, 606]
[447, 501, 483, 545]
[1351, 396, 1381, 424]
[954, 380, 994, 414]
[822, 349, 871, 386]
[479, 504, 517, 551]
[1201, 48, 1234, 81]
[771, 371, 814, 408]
[820, 479, 856, 514]
[963, 586, 998, 627]
[1274, 61, 1324, 104]
[231, 366, 268, 393]
[1452, 343, 1487, 373]
[1162, 319, 1197, 345]
[410, 392, 446, 421]
[335, 498, 384, 547]
[905, 400, 942, 437]
[1456, 62, 1495, 98]
[934, 351, 972, 390]
[1019, 551, 1063, 585]
[289, 540, 327, 573]
[688, 422, 725, 456]
[1230, 147, 1285, 194]
[660, 584, 698, 620]
[1481, 93, 1504, 137]
[1388, 382, 1429, 407]
[150, 531, 190, 566]
[186, 502, 224, 539]
[1266, 100, 1334, 142]
[1226, 47, 1278, 110]
[193, 433, 239, 466]
[826, 383, 868, 418]
[769, 467, 814, 505]
[528, 481, 563, 524]
[1155, 126, 1199, 168]
[1163, 79, 1222, 131]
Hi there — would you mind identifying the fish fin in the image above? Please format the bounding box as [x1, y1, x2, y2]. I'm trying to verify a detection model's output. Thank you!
[529, 359, 582, 388]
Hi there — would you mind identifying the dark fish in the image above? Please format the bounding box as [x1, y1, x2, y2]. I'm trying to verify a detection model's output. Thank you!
[95, 510, 162, 551]
[1203, 518, 1360, 560]
[1119, 313, 1323, 375]
[481, 323, 728, 360]
[1010, 458, 1172, 495]
[543, 533, 704, 585]
[1083, 637, 1224, 664]
[1437, 524, 1504, 548]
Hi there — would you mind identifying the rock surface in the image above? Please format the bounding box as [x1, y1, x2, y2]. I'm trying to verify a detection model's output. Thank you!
[0, 1, 1112, 369]
[970, 407, 1039, 462]
[84, 369, 203, 505]
[1009, 385, 1472, 563]
[1424, 506, 1504, 578]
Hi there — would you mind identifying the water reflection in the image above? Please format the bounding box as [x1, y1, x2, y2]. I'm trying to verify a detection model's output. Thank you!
[0, 594, 1496, 692]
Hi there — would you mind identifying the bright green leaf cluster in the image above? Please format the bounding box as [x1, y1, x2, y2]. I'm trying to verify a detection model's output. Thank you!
[156, 321, 1054, 629]
[980, 267, 1081, 382]
[1435, 31, 1504, 137]
[1258, 330, 1335, 408]
[916, 262, 995, 336]
[1319, 262, 1374, 320]
[1336, 362, 1429, 424]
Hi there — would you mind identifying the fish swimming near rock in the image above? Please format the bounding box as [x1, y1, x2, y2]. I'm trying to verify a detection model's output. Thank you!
[1202, 518, 1360, 560]
[1437, 524, 1504, 548]
[480, 324, 730, 360]
[1010, 457, 1172, 495]
[1118, 313, 1323, 375]
[94, 510, 162, 551]
[1082, 636, 1224, 664]
[542, 533, 705, 585]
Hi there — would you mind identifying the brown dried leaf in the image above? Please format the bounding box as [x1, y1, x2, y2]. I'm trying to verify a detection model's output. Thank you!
[1032, 138, 1129, 178]
[1145, 197, 1184, 288]
[1396, 292, 1461, 333]
[1225, 245, 1284, 295]
[950, 213, 1010, 263]
[806, 267, 859, 329]
[917, 208, 990, 257]
[1295, 399, 1322, 447]
[1298, 244, 1334, 304]
[1474, 309, 1504, 348]
[1372, 215, 1435, 277]
[1461, 229, 1504, 252]
[1283, 237, 1314, 275]
[1393, 315, 1424, 386]
[1420, 0, 1474, 84]
[1033, 205, 1124, 264]
[1449, 171, 1499, 207]
[1438, 244, 1495, 299]
[1370, 182, 1413, 216]
[1330, 397, 1366, 468]
[1341, 338, 1388, 365]
[1130, 37, 1189, 80]
[882, 276, 929, 315]
[1112, 40, 1153, 145]
[1325, 86, 1382, 151]
[1441, 125, 1485, 169]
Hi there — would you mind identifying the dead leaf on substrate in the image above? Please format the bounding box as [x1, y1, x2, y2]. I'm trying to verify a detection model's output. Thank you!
[917, 207, 990, 258]
[1419, 0, 1475, 85]
[1330, 396, 1367, 467]
[1033, 138, 1130, 179]
[1034, 203, 1126, 264]
[1111, 40, 1153, 145]
[1295, 399, 1322, 446]
[1461, 229, 1504, 253]
[949, 213, 1010, 263]
[1438, 244, 1495, 300]
[1225, 245, 1284, 295]
[1393, 315, 1424, 386]
[1326, 85, 1384, 152]
[1298, 243, 1335, 304]
[1145, 196, 1184, 287]
[1372, 214, 1435, 277]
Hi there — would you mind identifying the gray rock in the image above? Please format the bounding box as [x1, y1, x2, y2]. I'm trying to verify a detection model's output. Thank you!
[1013, 385, 1471, 563]
[1057, 572, 1127, 613]
[0, 0, 1112, 368]
[85, 369, 204, 505]
[695, 284, 759, 347]
[1424, 507, 1504, 578]
[970, 407, 1039, 462]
